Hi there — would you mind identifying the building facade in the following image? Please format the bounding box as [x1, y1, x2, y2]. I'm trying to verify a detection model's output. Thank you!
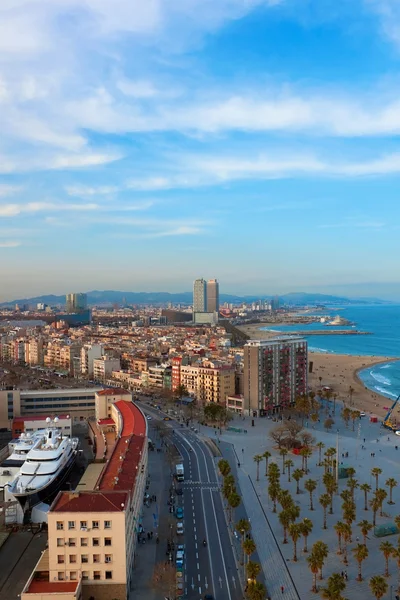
[93, 357, 121, 382]
[243, 337, 308, 416]
[206, 279, 219, 313]
[80, 344, 103, 377]
[66, 293, 88, 314]
[193, 279, 207, 313]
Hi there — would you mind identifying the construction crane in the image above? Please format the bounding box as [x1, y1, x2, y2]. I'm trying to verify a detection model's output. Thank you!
[383, 394, 400, 431]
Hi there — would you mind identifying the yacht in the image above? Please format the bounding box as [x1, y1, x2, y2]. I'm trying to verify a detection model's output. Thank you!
[8, 417, 79, 510]
[1, 430, 47, 470]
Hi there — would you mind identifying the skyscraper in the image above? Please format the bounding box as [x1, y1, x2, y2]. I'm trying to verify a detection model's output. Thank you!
[193, 279, 207, 313]
[66, 292, 87, 314]
[207, 279, 219, 313]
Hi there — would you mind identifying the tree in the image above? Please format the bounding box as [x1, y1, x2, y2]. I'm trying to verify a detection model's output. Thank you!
[334, 521, 345, 555]
[300, 517, 313, 553]
[341, 523, 352, 565]
[262, 451, 271, 476]
[293, 469, 304, 494]
[343, 503, 356, 530]
[246, 560, 261, 582]
[279, 448, 288, 474]
[305, 479, 317, 511]
[371, 467, 383, 491]
[243, 538, 256, 563]
[307, 550, 320, 593]
[358, 519, 373, 546]
[228, 492, 241, 522]
[391, 546, 400, 596]
[386, 478, 397, 504]
[270, 424, 287, 448]
[342, 407, 351, 428]
[375, 488, 388, 517]
[285, 459, 294, 482]
[253, 454, 263, 481]
[369, 575, 388, 600]
[279, 509, 292, 544]
[218, 459, 231, 477]
[353, 543, 369, 581]
[300, 431, 315, 449]
[300, 446, 313, 473]
[370, 497, 380, 527]
[323, 472, 337, 514]
[324, 418, 334, 432]
[380, 541, 394, 577]
[289, 522, 302, 562]
[319, 494, 331, 529]
[268, 482, 280, 513]
[346, 467, 356, 480]
[246, 581, 266, 600]
[278, 489, 294, 511]
[267, 462, 280, 484]
[320, 573, 346, 600]
[346, 477, 359, 500]
[316, 441, 325, 466]
[285, 420, 303, 447]
[236, 518, 251, 564]
[313, 541, 329, 580]
[223, 474, 235, 499]
[360, 483, 371, 511]
[324, 447, 336, 472]
[351, 409, 361, 431]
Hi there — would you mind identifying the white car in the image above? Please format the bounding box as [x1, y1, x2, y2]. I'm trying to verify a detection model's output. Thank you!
[360, 412, 366, 417]
[176, 522, 184, 535]
[395, 430, 400, 436]
[146, 415, 152, 420]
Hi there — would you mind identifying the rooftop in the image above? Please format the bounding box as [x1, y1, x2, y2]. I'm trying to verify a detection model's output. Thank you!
[21, 388, 101, 397]
[25, 580, 79, 594]
[51, 490, 129, 513]
[13, 414, 71, 422]
[96, 388, 132, 396]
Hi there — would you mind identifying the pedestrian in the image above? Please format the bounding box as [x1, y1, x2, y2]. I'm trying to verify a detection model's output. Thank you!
[356, 536, 359, 542]
[341, 571, 344, 578]
[150, 531, 153, 539]
[388, 437, 390, 441]
[281, 585, 284, 594]
[344, 571, 348, 581]
[363, 438, 366, 443]
[242, 448, 244, 454]
[154, 495, 157, 502]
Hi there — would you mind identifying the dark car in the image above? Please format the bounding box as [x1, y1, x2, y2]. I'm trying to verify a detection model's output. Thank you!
[175, 487, 183, 496]
[204, 595, 214, 600]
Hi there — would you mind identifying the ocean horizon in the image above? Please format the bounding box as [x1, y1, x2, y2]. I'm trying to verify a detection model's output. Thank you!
[261, 304, 400, 402]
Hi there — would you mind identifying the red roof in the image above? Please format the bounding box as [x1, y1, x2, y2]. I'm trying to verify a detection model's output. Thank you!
[98, 418, 115, 425]
[96, 388, 131, 396]
[13, 414, 71, 422]
[98, 401, 146, 492]
[51, 491, 128, 513]
[26, 580, 79, 593]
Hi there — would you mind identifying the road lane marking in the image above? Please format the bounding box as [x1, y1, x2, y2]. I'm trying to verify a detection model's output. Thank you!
[199, 587, 202, 594]
[196, 552, 198, 559]
[198, 569, 200, 577]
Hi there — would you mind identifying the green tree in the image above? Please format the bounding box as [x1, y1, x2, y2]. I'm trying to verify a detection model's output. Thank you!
[391, 546, 400, 596]
[245, 581, 266, 600]
[268, 482, 280, 513]
[346, 477, 359, 500]
[278, 489, 294, 511]
[300, 517, 313, 553]
[375, 488, 388, 517]
[369, 575, 388, 600]
[307, 550, 320, 593]
[316, 441, 325, 466]
[285, 459, 294, 482]
[228, 492, 241, 522]
[262, 451, 271, 476]
[319, 494, 331, 530]
[313, 540, 329, 580]
[267, 462, 280, 485]
[279, 448, 288, 474]
[346, 467, 356, 480]
[279, 509, 293, 544]
[341, 523, 352, 565]
[288, 522, 302, 562]
[246, 560, 261, 582]
[371, 467, 383, 491]
[342, 407, 351, 428]
[370, 497, 380, 527]
[358, 519, 373, 546]
[324, 418, 334, 432]
[243, 538, 256, 565]
[236, 519, 251, 564]
[380, 541, 394, 577]
[360, 483, 371, 511]
[223, 474, 235, 499]
[334, 521, 345, 555]
[353, 543, 369, 581]
[351, 409, 361, 431]
[253, 454, 263, 481]
[305, 479, 317, 511]
[320, 573, 346, 600]
[293, 468, 304, 494]
[386, 478, 397, 505]
[218, 459, 231, 477]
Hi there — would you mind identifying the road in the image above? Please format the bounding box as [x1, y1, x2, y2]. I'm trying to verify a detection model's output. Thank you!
[140, 402, 242, 600]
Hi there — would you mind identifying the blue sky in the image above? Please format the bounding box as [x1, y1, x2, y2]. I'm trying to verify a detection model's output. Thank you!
[2, 0, 400, 300]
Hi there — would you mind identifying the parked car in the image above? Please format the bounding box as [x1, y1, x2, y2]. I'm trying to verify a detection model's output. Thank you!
[176, 522, 184, 535]
[176, 550, 184, 567]
[175, 507, 184, 519]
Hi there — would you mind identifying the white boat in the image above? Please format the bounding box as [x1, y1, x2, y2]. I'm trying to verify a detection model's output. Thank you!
[2, 430, 47, 469]
[8, 417, 79, 510]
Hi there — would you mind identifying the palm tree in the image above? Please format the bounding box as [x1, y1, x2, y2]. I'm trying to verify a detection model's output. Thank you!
[323, 472, 337, 513]
[279, 509, 292, 544]
[246, 560, 261, 582]
[391, 546, 400, 596]
[253, 454, 263, 481]
[300, 518, 313, 553]
[228, 492, 241, 522]
[316, 441, 325, 466]
[369, 575, 388, 599]
[346, 478, 359, 500]
[370, 497, 380, 527]
[343, 503, 356, 530]
[358, 519, 373, 546]
[289, 522, 302, 561]
[353, 543, 369, 581]
[262, 451, 271, 476]
[223, 474, 235, 499]
[305, 479, 317, 510]
[307, 551, 320, 593]
[386, 478, 397, 504]
[346, 466, 356, 479]
[375, 488, 388, 517]
[313, 540, 329, 580]
[246, 581, 266, 600]
[380, 541, 394, 577]
[360, 483, 371, 511]
[267, 462, 280, 484]
[279, 448, 288, 473]
[320, 573, 346, 600]
[324, 447, 336, 471]
[334, 521, 345, 555]
[341, 523, 352, 565]
[293, 469, 304, 494]
[319, 494, 331, 529]
[218, 459, 231, 477]
[236, 518, 250, 563]
[285, 459, 294, 482]
[371, 467, 382, 491]
[278, 489, 294, 511]
[395, 515, 400, 533]
[351, 409, 361, 431]
[268, 482, 281, 513]
[243, 537, 256, 567]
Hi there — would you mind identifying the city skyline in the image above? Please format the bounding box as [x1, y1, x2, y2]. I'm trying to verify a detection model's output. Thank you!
[2, 2, 400, 296]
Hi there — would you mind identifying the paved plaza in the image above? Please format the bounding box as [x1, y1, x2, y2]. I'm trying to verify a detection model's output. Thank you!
[200, 402, 400, 599]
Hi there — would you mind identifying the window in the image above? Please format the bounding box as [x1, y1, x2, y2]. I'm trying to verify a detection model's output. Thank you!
[68, 521, 75, 530]
[57, 555, 65, 564]
[105, 554, 112, 563]
[56, 521, 64, 530]
[81, 555, 88, 564]
[104, 520, 111, 529]
[68, 538, 76, 547]
[82, 571, 89, 581]
[93, 554, 100, 563]
[58, 572, 65, 581]
[93, 571, 101, 580]
[80, 538, 88, 546]
[80, 521, 87, 530]
[92, 538, 100, 546]
[92, 521, 99, 529]
[57, 538, 64, 547]
[69, 555, 76, 563]
[104, 538, 112, 546]
[105, 571, 112, 580]
[70, 572, 77, 581]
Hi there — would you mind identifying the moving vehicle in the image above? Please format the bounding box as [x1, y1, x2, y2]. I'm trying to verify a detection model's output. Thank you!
[163, 417, 171, 421]
[175, 463, 184, 481]
[203, 539, 207, 547]
[176, 522, 184, 535]
[176, 550, 184, 567]
[175, 507, 184, 519]
[383, 394, 400, 431]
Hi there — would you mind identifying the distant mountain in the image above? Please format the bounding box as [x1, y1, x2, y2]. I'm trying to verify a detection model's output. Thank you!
[0, 289, 389, 307]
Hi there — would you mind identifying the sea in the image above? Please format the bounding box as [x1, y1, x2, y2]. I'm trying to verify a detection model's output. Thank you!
[260, 304, 400, 401]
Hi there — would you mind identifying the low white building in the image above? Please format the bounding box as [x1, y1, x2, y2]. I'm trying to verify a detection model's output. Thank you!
[93, 357, 121, 382]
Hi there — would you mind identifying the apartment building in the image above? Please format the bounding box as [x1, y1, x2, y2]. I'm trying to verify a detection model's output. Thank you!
[80, 344, 103, 377]
[93, 357, 121, 382]
[243, 336, 308, 416]
[44, 342, 82, 374]
[26, 338, 44, 366]
[178, 362, 235, 404]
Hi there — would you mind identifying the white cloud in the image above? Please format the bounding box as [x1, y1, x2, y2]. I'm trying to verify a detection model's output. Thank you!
[0, 185, 23, 198]
[0, 241, 21, 248]
[66, 184, 120, 197]
[0, 151, 123, 174]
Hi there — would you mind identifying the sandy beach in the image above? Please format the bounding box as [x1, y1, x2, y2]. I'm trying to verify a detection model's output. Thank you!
[237, 323, 400, 418]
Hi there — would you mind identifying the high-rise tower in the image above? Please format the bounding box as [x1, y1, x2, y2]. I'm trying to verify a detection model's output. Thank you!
[66, 293, 87, 314]
[193, 279, 207, 313]
[207, 279, 219, 313]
